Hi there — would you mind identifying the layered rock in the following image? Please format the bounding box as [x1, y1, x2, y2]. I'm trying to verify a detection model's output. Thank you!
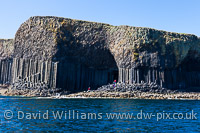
[3, 16, 200, 91]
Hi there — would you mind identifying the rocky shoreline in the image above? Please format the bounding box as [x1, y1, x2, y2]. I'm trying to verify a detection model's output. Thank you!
[0, 83, 200, 100]
[63, 83, 200, 100]
[65, 91, 200, 100]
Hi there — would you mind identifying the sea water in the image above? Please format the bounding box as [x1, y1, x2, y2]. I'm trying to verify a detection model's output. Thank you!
[0, 96, 199, 132]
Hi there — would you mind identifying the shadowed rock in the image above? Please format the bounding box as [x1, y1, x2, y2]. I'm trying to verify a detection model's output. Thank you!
[0, 16, 200, 92]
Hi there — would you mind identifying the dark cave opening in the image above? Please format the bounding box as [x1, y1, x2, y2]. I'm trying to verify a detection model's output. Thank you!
[55, 46, 119, 92]
[56, 62, 119, 92]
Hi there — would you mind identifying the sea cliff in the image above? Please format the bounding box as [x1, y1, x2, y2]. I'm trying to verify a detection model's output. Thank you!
[0, 16, 199, 97]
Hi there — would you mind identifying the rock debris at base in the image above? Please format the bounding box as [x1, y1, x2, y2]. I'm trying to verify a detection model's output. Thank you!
[3, 82, 200, 100]
[96, 82, 178, 94]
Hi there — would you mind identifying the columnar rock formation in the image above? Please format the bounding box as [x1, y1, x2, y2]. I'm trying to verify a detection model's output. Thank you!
[106, 26, 200, 90]
[11, 58, 58, 88]
[0, 16, 200, 92]
[0, 39, 13, 84]
[13, 16, 119, 91]
[0, 59, 12, 84]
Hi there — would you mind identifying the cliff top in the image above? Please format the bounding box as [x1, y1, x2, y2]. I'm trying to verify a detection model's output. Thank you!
[28, 16, 199, 38]
[13, 16, 200, 69]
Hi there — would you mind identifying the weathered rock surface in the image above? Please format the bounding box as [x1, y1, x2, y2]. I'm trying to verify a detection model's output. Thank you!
[0, 16, 200, 93]
[13, 16, 119, 91]
[14, 16, 116, 68]
[12, 16, 200, 91]
[0, 39, 13, 84]
[0, 39, 13, 59]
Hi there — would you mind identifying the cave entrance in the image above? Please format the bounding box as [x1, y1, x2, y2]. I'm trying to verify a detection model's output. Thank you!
[113, 70, 118, 82]
[55, 45, 119, 92]
[108, 69, 118, 84]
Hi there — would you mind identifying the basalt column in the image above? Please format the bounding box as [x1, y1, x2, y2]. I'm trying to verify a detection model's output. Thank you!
[117, 67, 162, 86]
[12, 16, 200, 91]
[118, 66, 200, 90]
[12, 58, 58, 88]
[56, 61, 118, 92]
[0, 59, 12, 84]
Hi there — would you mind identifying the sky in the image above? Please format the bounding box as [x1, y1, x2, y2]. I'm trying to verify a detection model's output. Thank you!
[0, 0, 200, 38]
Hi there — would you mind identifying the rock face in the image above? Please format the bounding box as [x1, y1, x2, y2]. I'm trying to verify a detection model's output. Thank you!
[1, 16, 200, 91]
[0, 39, 13, 84]
[13, 16, 118, 91]
[0, 39, 13, 59]
[107, 26, 200, 90]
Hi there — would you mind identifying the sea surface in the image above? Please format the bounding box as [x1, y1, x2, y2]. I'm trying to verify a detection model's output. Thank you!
[0, 96, 200, 132]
